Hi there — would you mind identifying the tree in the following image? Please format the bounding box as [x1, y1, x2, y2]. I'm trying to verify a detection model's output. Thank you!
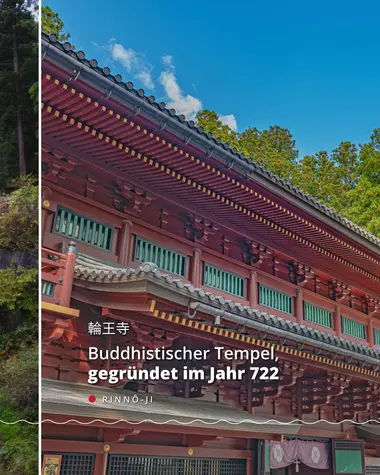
[41, 5, 71, 41]
[196, 110, 240, 150]
[293, 142, 360, 214]
[344, 130, 380, 235]
[196, 112, 299, 182]
[195, 109, 380, 237]
[0, 176, 38, 252]
[0, 0, 38, 187]
[0, 176, 38, 473]
[239, 125, 299, 181]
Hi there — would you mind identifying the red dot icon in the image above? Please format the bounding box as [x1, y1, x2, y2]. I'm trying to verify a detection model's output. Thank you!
[88, 395, 96, 403]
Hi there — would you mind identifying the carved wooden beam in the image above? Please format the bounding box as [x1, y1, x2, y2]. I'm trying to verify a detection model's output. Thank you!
[42, 153, 78, 183]
[221, 235, 231, 256]
[288, 262, 314, 286]
[334, 383, 379, 420]
[103, 429, 141, 443]
[185, 435, 222, 447]
[184, 213, 219, 244]
[329, 280, 351, 302]
[85, 174, 97, 199]
[159, 208, 169, 229]
[42, 318, 76, 354]
[114, 178, 153, 215]
[242, 239, 272, 267]
[368, 298, 380, 318]
[130, 322, 178, 349]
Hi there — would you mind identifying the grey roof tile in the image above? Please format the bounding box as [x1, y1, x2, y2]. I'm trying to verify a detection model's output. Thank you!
[74, 254, 380, 362]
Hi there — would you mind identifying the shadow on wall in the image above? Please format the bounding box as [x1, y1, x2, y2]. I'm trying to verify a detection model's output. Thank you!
[0, 250, 37, 269]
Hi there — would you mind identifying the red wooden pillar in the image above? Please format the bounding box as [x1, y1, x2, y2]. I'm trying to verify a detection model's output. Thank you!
[368, 318, 374, 348]
[118, 220, 133, 266]
[246, 454, 253, 475]
[334, 305, 342, 337]
[41, 186, 52, 245]
[295, 289, 303, 324]
[191, 248, 202, 287]
[60, 241, 77, 307]
[93, 453, 107, 475]
[248, 271, 258, 307]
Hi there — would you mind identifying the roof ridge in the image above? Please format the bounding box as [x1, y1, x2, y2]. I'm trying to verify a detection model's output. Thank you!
[41, 33, 380, 251]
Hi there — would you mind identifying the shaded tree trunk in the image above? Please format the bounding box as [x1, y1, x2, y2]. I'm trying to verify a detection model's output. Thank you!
[12, 33, 26, 175]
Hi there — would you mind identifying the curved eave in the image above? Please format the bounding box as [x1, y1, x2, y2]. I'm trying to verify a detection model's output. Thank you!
[357, 425, 380, 441]
[41, 34, 380, 258]
[72, 257, 380, 369]
[42, 379, 301, 434]
[41, 75, 380, 294]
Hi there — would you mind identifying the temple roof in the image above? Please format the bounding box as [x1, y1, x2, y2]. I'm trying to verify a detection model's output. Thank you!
[356, 424, 380, 441]
[74, 254, 380, 365]
[42, 378, 301, 434]
[41, 33, 380, 255]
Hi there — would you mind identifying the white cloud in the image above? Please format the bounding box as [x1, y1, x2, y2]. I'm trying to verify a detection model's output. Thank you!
[219, 114, 238, 131]
[162, 55, 173, 68]
[110, 42, 154, 90]
[135, 71, 154, 90]
[159, 56, 202, 121]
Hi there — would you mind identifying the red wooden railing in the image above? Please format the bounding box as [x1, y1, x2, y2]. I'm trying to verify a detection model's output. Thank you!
[41, 242, 77, 307]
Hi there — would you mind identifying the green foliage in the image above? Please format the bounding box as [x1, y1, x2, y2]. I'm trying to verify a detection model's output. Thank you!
[0, 0, 38, 187]
[344, 129, 380, 235]
[0, 176, 38, 252]
[0, 4, 37, 472]
[196, 110, 380, 238]
[0, 264, 38, 474]
[0, 266, 37, 315]
[0, 345, 38, 419]
[28, 80, 38, 112]
[345, 177, 380, 236]
[239, 125, 299, 181]
[0, 408, 38, 475]
[294, 142, 360, 214]
[42, 5, 71, 41]
[196, 110, 240, 149]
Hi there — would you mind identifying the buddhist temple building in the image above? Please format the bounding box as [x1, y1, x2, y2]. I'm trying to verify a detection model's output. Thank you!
[41, 32, 380, 475]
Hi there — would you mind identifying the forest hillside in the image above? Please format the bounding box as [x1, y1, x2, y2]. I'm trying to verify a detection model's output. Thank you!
[0, 0, 38, 473]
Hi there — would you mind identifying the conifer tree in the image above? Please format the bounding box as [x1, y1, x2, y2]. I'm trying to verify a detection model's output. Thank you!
[0, 0, 37, 188]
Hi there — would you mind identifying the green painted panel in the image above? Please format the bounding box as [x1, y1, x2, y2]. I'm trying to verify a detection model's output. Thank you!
[259, 285, 292, 314]
[42, 280, 55, 297]
[54, 207, 113, 251]
[341, 316, 366, 340]
[203, 264, 245, 297]
[335, 450, 363, 473]
[304, 302, 332, 328]
[134, 237, 186, 277]
[265, 444, 270, 473]
[374, 328, 380, 346]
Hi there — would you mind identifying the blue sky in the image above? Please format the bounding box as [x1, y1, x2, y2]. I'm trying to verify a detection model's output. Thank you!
[45, 0, 380, 158]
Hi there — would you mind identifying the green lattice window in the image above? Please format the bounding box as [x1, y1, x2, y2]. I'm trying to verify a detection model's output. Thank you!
[335, 449, 364, 474]
[203, 264, 245, 297]
[42, 280, 55, 297]
[134, 237, 186, 277]
[374, 328, 380, 346]
[54, 207, 113, 251]
[259, 285, 292, 314]
[304, 302, 332, 328]
[341, 316, 366, 340]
